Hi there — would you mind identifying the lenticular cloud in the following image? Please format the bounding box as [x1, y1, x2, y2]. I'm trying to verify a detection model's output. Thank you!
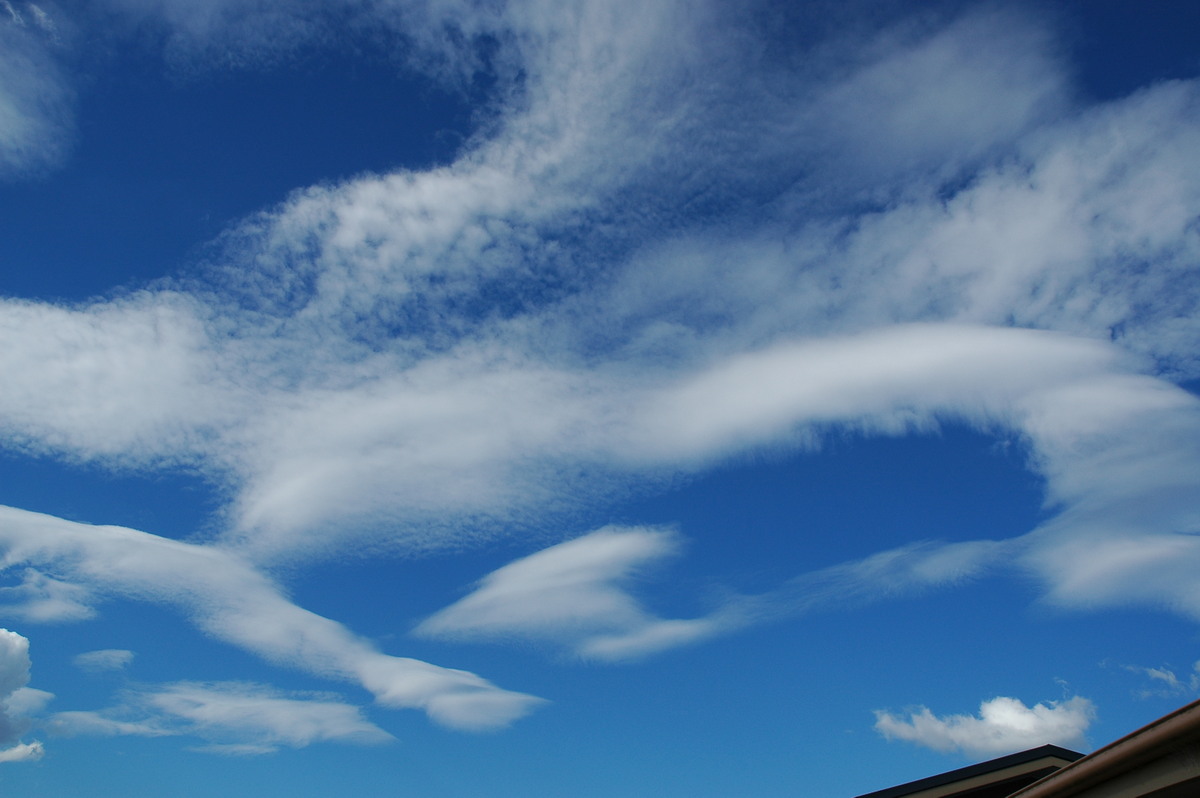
[417, 526, 744, 661]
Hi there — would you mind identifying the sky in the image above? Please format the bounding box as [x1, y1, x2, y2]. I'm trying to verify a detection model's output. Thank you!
[0, 0, 1199, 795]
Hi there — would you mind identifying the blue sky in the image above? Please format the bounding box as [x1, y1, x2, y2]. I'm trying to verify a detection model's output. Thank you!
[1, 0, 1199, 795]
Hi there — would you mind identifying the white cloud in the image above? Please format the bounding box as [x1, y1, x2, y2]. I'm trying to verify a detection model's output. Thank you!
[413, 325, 1200, 662]
[631, 325, 1119, 461]
[0, 628, 45, 762]
[1123, 661, 1200, 698]
[146, 682, 391, 750]
[775, 539, 1012, 614]
[0, 631, 30, 702]
[417, 530, 1009, 662]
[49, 681, 392, 753]
[73, 649, 134, 673]
[0, 740, 42, 762]
[0, 295, 232, 464]
[98, 0, 508, 82]
[577, 617, 735, 662]
[6, 687, 52, 717]
[0, 568, 96, 622]
[630, 327, 1200, 623]
[875, 696, 1096, 758]
[0, 2, 72, 177]
[0, 0, 1198, 738]
[5, 324, 1200, 661]
[801, 7, 1068, 186]
[418, 526, 744, 661]
[0, 506, 544, 730]
[419, 527, 682, 639]
[0, 2, 1193, 567]
[47, 710, 168, 738]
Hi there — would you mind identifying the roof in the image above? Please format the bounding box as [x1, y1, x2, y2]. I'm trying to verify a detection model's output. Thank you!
[1007, 697, 1200, 798]
[855, 745, 1085, 798]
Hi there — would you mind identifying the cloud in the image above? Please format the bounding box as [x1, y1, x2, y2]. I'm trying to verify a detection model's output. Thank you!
[97, 0, 509, 81]
[0, 628, 45, 762]
[412, 331, 1199, 661]
[874, 696, 1096, 758]
[775, 539, 1012, 613]
[146, 682, 391, 750]
[0, 568, 96, 622]
[590, 76, 1200, 376]
[0, 740, 42, 762]
[6, 687, 52, 717]
[46, 710, 168, 738]
[417, 526, 745, 661]
[73, 649, 134, 673]
[631, 326, 1200, 622]
[5, 325, 1200, 660]
[100, 0, 334, 69]
[0, 1, 1194, 566]
[417, 530, 1007, 663]
[1123, 661, 1200, 698]
[0, 506, 544, 730]
[0, 0, 1198, 744]
[0, 2, 72, 177]
[800, 6, 1069, 186]
[0, 295, 231, 464]
[418, 527, 683, 639]
[49, 681, 392, 753]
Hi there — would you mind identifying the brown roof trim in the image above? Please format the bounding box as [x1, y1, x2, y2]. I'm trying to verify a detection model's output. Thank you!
[1008, 698, 1200, 798]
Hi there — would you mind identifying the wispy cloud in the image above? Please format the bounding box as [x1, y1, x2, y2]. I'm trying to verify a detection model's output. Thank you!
[775, 539, 1012, 612]
[417, 526, 746, 661]
[73, 649, 135, 673]
[418, 528, 1012, 662]
[49, 681, 392, 753]
[875, 696, 1096, 758]
[0, 568, 96, 622]
[412, 328, 1200, 659]
[0, 2, 1194, 567]
[46, 710, 169, 739]
[0, 740, 42, 762]
[0, 2, 71, 178]
[0, 506, 543, 730]
[1122, 661, 1200, 699]
[0, 0, 1199, 748]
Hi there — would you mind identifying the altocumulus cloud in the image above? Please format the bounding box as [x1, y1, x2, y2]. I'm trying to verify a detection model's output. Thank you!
[874, 696, 1096, 758]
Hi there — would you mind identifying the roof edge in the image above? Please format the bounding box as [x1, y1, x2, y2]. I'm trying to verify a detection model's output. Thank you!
[1008, 698, 1200, 798]
[855, 744, 1084, 798]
